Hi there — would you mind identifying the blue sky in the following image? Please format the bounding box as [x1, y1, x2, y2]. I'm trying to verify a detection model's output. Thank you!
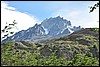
[7, 1, 99, 21]
[1, 1, 99, 34]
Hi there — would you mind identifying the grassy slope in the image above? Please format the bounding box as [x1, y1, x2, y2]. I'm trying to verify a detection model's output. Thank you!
[1, 28, 99, 66]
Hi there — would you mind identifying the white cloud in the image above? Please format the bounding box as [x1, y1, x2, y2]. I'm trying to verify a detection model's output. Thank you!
[51, 3, 99, 28]
[1, 1, 16, 10]
[1, 1, 39, 40]
[1, 1, 39, 31]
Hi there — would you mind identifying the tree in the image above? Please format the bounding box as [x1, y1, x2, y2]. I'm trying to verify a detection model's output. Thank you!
[65, 53, 99, 66]
[89, 2, 99, 13]
[1, 20, 17, 41]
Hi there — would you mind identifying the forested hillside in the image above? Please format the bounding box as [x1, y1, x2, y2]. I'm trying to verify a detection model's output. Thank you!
[1, 28, 99, 66]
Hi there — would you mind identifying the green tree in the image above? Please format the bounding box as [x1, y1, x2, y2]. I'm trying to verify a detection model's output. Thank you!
[65, 53, 99, 66]
[1, 20, 17, 41]
[89, 2, 99, 13]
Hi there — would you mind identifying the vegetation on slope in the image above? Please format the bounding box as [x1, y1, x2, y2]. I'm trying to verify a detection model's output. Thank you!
[1, 28, 99, 66]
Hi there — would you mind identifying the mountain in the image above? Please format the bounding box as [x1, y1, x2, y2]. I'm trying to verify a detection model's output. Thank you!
[1, 28, 99, 66]
[2, 16, 81, 43]
[41, 16, 81, 36]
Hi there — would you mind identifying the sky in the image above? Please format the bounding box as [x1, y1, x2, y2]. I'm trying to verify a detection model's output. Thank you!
[1, 1, 99, 38]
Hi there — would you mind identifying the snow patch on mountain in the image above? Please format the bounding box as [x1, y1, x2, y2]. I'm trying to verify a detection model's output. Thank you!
[42, 26, 49, 34]
[61, 28, 67, 33]
[44, 28, 48, 34]
[26, 29, 30, 32]
[68, 28, 74, 33]
[66, 26, 74, 33]
[11, 36, 15, 39]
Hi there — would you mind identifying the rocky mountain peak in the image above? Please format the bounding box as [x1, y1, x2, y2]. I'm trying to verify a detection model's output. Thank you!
[2, 16, 81, 43]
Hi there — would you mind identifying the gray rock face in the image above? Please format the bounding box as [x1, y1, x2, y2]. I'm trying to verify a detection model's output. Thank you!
[2, 16, 81, 42]
[41, 16, 72, 36]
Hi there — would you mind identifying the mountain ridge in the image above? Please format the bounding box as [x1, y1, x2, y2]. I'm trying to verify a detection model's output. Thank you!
[2, 16, 81, 43]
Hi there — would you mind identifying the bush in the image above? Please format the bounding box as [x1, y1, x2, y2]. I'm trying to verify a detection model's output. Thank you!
[65, 53, 99, 66]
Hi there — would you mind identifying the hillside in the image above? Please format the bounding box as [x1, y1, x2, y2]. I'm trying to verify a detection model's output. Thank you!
[1, 28, 99, 66]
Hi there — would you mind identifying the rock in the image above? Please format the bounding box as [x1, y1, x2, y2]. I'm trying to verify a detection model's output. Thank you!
[40, 45, 52, 56]
[77, 39, 93, 46]
[55, 50, 74, 60]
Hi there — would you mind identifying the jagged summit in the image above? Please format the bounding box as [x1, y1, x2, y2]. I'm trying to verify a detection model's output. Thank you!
[2, 16, 81, 42]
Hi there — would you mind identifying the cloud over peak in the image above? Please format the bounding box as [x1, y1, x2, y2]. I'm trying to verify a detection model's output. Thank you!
[1, 1, 39, 32]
